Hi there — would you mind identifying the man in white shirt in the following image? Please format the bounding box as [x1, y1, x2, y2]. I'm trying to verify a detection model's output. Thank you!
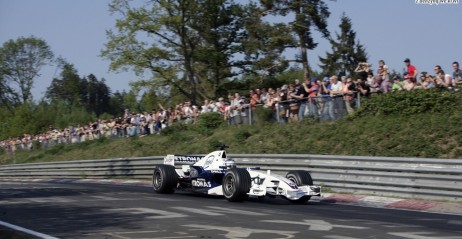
[329, 75, 346, 119]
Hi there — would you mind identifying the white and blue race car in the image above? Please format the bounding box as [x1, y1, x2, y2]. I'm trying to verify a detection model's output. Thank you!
[152, 145, 321, 203]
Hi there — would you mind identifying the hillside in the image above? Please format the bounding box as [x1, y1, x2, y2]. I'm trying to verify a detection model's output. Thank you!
[2, 89, 462, 165]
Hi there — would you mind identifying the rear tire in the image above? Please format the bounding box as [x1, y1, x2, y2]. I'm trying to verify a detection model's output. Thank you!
[222, 168, 251, 202]
[286, 170, 313, 204]
[152, 165, 178, 194]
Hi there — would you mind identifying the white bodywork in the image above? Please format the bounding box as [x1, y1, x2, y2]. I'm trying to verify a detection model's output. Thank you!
[163, 149, 321, 200]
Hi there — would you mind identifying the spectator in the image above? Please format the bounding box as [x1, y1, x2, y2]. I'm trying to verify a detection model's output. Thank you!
[229, 93, 240, 125]
[287, 84, 299, 122]
[330, 75, 346, 120]
[437, 70, 454, 90]
[404, 58, 418, 83]
[200, 99, 210, 114]
[249, 89, 261, 121]
[259, 88, 269, 106]
[182, 102, 194, 124]
[318, 77, 333, 121]
[306, 78, 320, 117]
[378, 60, 389, 81]
[452, 61, 462, 86]
[392, 76, 404, 91]
[355, 77, 371, 97]
[421, 75, 435, 90]
[342, 78, 356, 114]
[366, 71, 374, 86]
[380, 76, 392, 93]
[419, 72, 428, 85]
[354, 62, 369, 82]
[129, 113, 140, 137]
[239, 96, 250, 125]
[291, 80, 306, 120]
[369, 75, 381, 94]
[403, 75, 415, 91]
[278, 84, 289, 124]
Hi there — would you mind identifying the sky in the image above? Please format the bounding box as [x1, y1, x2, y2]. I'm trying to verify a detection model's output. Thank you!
[0, 0, 461, 100]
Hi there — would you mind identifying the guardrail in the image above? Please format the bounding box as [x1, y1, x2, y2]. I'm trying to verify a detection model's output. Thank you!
[0, 154, 461, 202]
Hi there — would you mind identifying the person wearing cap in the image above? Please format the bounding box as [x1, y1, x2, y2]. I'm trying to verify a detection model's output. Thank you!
[404, 58, 418, 83]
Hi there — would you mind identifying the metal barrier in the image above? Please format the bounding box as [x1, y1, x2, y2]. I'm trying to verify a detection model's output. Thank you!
[0, 154, 461, 202]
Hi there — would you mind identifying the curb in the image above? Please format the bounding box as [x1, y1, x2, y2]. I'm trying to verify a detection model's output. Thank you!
[319, 193, 462, 215]
[3, 178, 462, 215]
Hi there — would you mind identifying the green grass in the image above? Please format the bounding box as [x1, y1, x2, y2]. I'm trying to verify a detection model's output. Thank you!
[2, 89, 462, 165]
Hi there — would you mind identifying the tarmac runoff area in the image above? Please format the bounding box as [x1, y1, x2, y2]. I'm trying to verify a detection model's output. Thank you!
[2, 178, 462, 216]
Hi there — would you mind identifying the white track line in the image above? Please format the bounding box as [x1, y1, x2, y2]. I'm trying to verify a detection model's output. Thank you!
[0, 220, 59, 239]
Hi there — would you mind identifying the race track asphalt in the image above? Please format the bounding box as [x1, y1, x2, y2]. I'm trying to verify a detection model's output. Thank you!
[1, 179, 461, 239]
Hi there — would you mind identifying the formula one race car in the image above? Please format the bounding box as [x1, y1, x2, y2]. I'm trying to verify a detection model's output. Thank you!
[152, 145, 321, 203]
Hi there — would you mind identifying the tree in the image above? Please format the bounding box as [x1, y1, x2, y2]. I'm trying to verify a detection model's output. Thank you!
[0, 73, 19, 112]
[0, 36, 54, 103]
[108, 90, 127, 116]
[238, 2, 294, 81]
[102, 0, 259, 105]
[46, 62, 82, 105]
[260, 0, 331, 79]
[318, 13, 368, 77]
[83, 74, 111, 116]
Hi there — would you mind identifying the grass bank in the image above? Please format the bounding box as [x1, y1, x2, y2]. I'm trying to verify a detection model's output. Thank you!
[2, 89, 462, 165]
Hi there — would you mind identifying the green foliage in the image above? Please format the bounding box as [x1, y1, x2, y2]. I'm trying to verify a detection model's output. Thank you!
[254, 107, 274, 123]
[195, 113, 224, 129]
[192, 113, 224, 136]
[234, 128, 252, 142]
[161, 122, 189, 136]
[355, 89, 461, 117]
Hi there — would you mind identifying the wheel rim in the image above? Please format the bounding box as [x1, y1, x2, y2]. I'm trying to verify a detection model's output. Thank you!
[288, 176, 297, 184]
[153, 171, 162, 189]
[224, 175, 235, 195]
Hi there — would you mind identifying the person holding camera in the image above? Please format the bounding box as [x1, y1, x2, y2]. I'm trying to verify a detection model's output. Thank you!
[354, 62, 370, 81]
[355, 77, 371, 97]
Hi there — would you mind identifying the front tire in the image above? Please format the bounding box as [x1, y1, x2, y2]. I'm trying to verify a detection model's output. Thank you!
[286, 170, 313, 204]
[222, 168, 251, 202]
[152, 165, 178, 194]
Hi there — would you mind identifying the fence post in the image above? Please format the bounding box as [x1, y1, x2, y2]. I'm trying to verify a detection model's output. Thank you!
[249, 106, 252, 125]
[275, 103, 280, 123]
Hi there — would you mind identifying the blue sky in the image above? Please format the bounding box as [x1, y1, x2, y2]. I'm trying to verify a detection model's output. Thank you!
[0, 0, 461, 100]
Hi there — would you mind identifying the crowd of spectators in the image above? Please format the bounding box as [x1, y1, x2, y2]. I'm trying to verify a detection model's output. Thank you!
[2, 59, 461, 155]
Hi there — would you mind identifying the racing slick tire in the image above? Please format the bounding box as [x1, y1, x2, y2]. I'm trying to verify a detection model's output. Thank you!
[152, 165, 178, 194]
[222, 168, 251, 202]
[286, 170, 313, 204]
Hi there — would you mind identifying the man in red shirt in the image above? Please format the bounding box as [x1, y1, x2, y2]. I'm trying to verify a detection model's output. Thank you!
[404, 58, 418, 83]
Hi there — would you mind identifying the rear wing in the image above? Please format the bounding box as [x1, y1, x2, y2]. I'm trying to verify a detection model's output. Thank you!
[164, 155, 205, 166]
